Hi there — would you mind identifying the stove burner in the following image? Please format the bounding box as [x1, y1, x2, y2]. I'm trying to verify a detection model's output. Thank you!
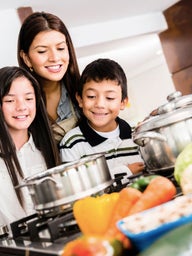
[37, 203, 72, 218]
[10, 210, 81, 242]
[146, 167, 175, 177]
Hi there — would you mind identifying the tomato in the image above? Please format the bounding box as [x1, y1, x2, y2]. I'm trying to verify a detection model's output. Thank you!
[62, 235, 124, 256]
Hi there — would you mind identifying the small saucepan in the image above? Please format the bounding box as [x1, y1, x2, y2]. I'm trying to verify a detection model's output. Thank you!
[16, 154, 113, 213]
[133, 91, 192, 173]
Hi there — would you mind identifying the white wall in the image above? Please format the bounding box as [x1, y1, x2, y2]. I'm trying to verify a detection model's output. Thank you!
[120, 57, 175, 126]
[0, 9, 20, 67]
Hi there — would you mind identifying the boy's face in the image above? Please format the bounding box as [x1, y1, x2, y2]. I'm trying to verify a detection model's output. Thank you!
[76, 79, 128, 132]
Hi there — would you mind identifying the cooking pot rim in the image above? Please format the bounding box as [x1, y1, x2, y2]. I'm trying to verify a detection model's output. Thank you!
[134, 106, 192, 133]
[23, 153, 106, 182]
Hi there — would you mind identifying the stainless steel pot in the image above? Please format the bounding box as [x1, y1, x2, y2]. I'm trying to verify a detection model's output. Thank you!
[17, 154, 113, 212]
[133, 91, 192, 172]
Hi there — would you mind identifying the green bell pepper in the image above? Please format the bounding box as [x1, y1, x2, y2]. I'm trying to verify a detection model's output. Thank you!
[130, 175, 158, 192]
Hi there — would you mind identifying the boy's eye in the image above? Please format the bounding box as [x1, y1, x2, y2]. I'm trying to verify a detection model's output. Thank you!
[87, 95, 95, 99]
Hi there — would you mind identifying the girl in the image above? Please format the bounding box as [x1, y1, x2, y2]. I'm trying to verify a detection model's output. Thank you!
[0, 66, 60, 226]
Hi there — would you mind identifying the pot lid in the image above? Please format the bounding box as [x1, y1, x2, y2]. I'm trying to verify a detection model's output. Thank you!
[134, 91, 192, 132]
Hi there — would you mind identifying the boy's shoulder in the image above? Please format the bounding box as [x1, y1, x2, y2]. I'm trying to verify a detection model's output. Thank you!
[60, 125, 83, 145]
[117, 117, 132, 139]
[117, 117, 131, 128]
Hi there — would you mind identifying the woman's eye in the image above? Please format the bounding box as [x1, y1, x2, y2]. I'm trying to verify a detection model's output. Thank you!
[37, 50, 46, 54]
[58, 47, 65, 51]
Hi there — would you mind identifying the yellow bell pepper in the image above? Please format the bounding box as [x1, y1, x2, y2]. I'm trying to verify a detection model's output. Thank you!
[73, 193, 120, 236]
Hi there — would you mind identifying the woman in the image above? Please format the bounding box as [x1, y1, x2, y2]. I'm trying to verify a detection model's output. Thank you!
[0, 66, 60, 226]
[17, 12, 82, 143]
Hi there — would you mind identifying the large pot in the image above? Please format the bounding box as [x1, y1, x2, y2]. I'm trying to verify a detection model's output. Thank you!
[133, 91, 192, 173]
[17, 154, 113, 213]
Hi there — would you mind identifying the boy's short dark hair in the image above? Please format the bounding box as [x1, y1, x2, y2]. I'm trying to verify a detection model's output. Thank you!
[78, 58, 128, 100]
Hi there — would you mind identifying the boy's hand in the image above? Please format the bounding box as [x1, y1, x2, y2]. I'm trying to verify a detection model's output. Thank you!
[128, 162, 145, 174]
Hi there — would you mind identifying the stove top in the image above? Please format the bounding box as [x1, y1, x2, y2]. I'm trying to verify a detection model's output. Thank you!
[0, 210, 81, 256]
[0, 234, 80, 256]
[0, 171, 181, 256]
[0, 178, 127, 256]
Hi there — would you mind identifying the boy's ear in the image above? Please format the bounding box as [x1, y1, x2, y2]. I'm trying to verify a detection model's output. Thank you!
[75, 93, 83, 108]
[120, 97, 128, 110]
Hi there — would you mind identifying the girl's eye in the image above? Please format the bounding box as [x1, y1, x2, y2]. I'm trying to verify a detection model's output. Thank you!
[3, 97, 14, 102]
[4, 99, 14, 103]
[25, 94, 35, 101]
[106, 97, 115, 100]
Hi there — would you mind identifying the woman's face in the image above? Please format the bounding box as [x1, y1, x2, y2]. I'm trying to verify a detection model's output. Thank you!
[2, 76, 36, 134]
[22, 30, 70, 82]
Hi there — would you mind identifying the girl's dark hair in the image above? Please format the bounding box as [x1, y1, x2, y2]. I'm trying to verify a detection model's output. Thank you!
[17, 11, 80, 108]
[0, 66, 60, 206]
[78, 58, 128, 100]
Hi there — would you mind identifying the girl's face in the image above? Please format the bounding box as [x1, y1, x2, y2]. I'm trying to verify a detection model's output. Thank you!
[21, 30, 69, 82]
[2, 76, 36, 134]
[76, 79, 128, 132]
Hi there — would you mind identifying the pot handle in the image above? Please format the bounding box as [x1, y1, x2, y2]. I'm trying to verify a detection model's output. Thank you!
[133, 131, 167, 147]
[15, 177, 62, 189]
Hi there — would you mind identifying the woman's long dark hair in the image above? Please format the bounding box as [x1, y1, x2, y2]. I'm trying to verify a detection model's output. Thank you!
[17, 11, 80, 109]
[0, 66, 60, 206]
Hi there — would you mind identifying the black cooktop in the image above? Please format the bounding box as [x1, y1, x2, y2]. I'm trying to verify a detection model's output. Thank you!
[0, 233, 80, 256]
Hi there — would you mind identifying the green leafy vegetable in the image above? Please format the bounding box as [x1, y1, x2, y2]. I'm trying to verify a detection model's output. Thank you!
[174, 143, 192, 185]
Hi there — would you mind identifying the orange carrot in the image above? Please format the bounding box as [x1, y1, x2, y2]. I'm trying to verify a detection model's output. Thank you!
[128, 176, 177, 215]
[105, 187, 142, 248]
[108, 187, 142, 224]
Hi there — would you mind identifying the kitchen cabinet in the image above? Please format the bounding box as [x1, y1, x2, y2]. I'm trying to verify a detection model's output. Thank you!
[17, 7, 33, 23]
[159, 0, 192, 95]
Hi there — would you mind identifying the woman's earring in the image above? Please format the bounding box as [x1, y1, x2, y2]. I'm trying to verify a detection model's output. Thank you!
[29, 67, 33, 72]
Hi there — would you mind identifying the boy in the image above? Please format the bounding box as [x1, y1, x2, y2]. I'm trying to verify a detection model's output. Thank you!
[59, 58, 145, 182]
